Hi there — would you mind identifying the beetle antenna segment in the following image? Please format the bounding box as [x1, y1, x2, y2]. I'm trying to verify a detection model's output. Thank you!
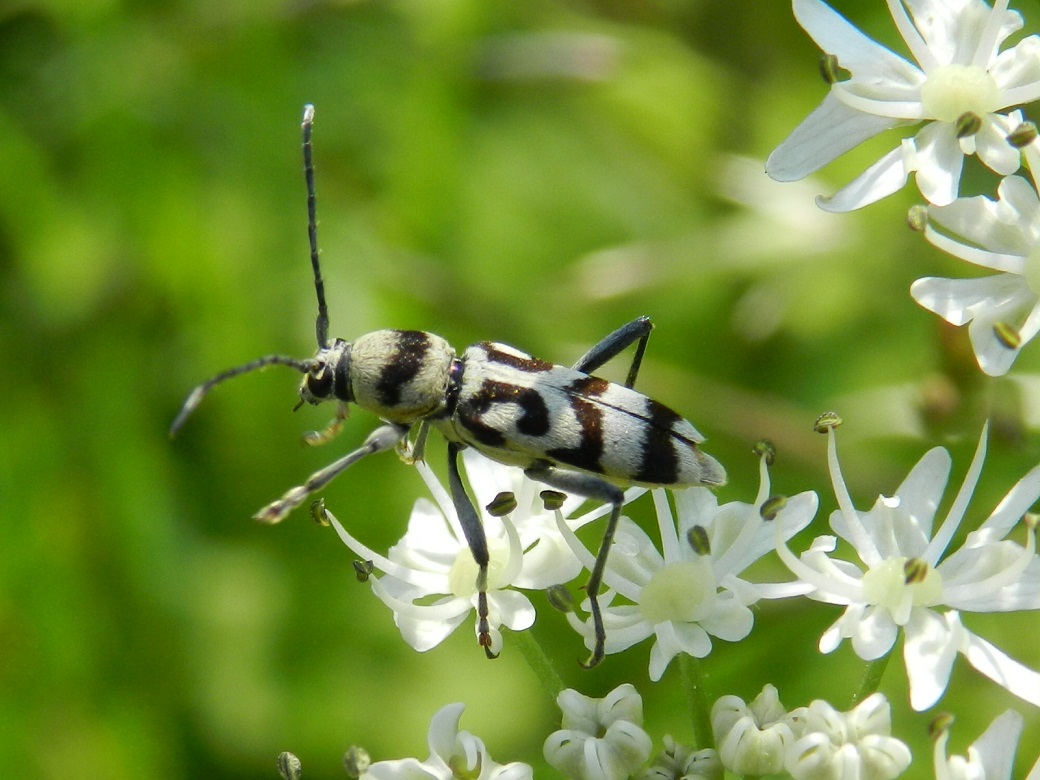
[169, 354, 319, 438]
[302, 104, 329, 350]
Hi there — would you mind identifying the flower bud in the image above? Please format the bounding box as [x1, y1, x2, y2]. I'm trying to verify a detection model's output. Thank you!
[343, 746, 371, 778]
[545, 685, 652, 780]
[712, 685, 794, 777]
[276, 752, 302, 780]
[785, 695, 910, 780]
[639, 736, 722, 780]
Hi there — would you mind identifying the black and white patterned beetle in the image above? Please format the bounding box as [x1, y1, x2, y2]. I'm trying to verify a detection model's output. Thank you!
[171, 106, 726, 667]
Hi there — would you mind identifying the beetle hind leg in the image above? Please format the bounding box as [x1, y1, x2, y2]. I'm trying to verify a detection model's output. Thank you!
[523, 461, 624, 668]
[570, 316, 653, 388]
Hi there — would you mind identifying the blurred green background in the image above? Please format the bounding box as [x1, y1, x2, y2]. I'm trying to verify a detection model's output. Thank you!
[2, 0, 1039, 776]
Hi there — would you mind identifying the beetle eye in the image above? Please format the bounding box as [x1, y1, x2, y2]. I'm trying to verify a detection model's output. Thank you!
[306, 364, 334, 398]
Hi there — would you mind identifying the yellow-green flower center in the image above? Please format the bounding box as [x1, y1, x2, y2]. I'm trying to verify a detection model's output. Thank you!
[861, 557, 943, 618]
[639, 560, 716, 625]
[920, 64, 1000, 123]
[449, 537, 509, 597]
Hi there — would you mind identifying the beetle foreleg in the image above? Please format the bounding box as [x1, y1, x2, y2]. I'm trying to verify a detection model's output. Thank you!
[523, 461, 625, 669]
[255, 422, 410, 524]
[302, 401, 349, 447]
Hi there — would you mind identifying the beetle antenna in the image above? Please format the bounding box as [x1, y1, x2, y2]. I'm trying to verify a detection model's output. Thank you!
[302, 104, 329, 350]
[170, 354, 318, 438]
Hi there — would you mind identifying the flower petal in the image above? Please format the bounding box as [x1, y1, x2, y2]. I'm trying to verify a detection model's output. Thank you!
[931, 176, 1040, 258]
[975, 460, 1040, 540]
[903, 609, 960, 710]
[795, 0, 924, 84]
[850, 605, 901, 660]
[816, 143, 912, 211]
[962, 624, 1040, 705]
[914, 121, 963, 206]
[427, 703, 467, 763]
[974, 114, 1024, 175]
[363, 757, 438, 780]
[965, 710, 1025, 780]
[994, 35, 1040, 102]
[893, 446, 951, 543]
[910, 274, 1029, 325]
[767, 93, 905, 182]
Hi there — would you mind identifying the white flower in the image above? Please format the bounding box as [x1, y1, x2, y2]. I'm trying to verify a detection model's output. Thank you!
[766, 0, 1040, 211]
[363, 702, 532, 780]
[712, 685, 804, 777]
[326, 449, 587, 655]
[785, 694, 912, 780]
[911, 145, 1040, 376]
[777, 421, 1040, 710]
[638, 736, 721, 780]
[560, 455, 817, 680]
[932, 710, 1036, 780]
[543, 684, 653, 780]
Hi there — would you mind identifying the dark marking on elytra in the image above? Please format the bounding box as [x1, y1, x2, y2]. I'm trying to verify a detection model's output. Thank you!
[567, 375, 610, 397]
[515, 389, 550, 436]
[634, 400, 683, 484]
[457, 379, 551, 446]
[546, 377, 608, 473]
[481, 343, 554, 373]
[546, 399, 605, 474]
[377, 331, 431, 407]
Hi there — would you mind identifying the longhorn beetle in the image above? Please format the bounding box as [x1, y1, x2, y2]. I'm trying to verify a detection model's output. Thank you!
[171, 105, 727, 667]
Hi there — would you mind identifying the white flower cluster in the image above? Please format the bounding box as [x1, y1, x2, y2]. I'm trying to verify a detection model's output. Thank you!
[360, 702, 532, 780]
[340, 685, 1039, 779]
[542, 683, 913, 780]
[778, 420, 1040, 711]
[319, 417, 1038, 778]
[767, 0, 1040, 374]
[295, 5, 1040, 776]
[300, 687, 1039, 780]
[326, 447, 816, 681]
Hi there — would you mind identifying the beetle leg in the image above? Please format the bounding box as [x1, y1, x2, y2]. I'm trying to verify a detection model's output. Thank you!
[444, 442, 496, 657]
[302, 401, 349, 446]
[570, 316, 653, 388]
[524, 461, 625, 669]
[255, 422, 410, 524]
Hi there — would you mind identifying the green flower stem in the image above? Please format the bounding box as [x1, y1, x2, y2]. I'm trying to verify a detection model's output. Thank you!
[679, 654, 714, 749]
[512, 630, 565, 700]
[851, 654, 892, 706]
